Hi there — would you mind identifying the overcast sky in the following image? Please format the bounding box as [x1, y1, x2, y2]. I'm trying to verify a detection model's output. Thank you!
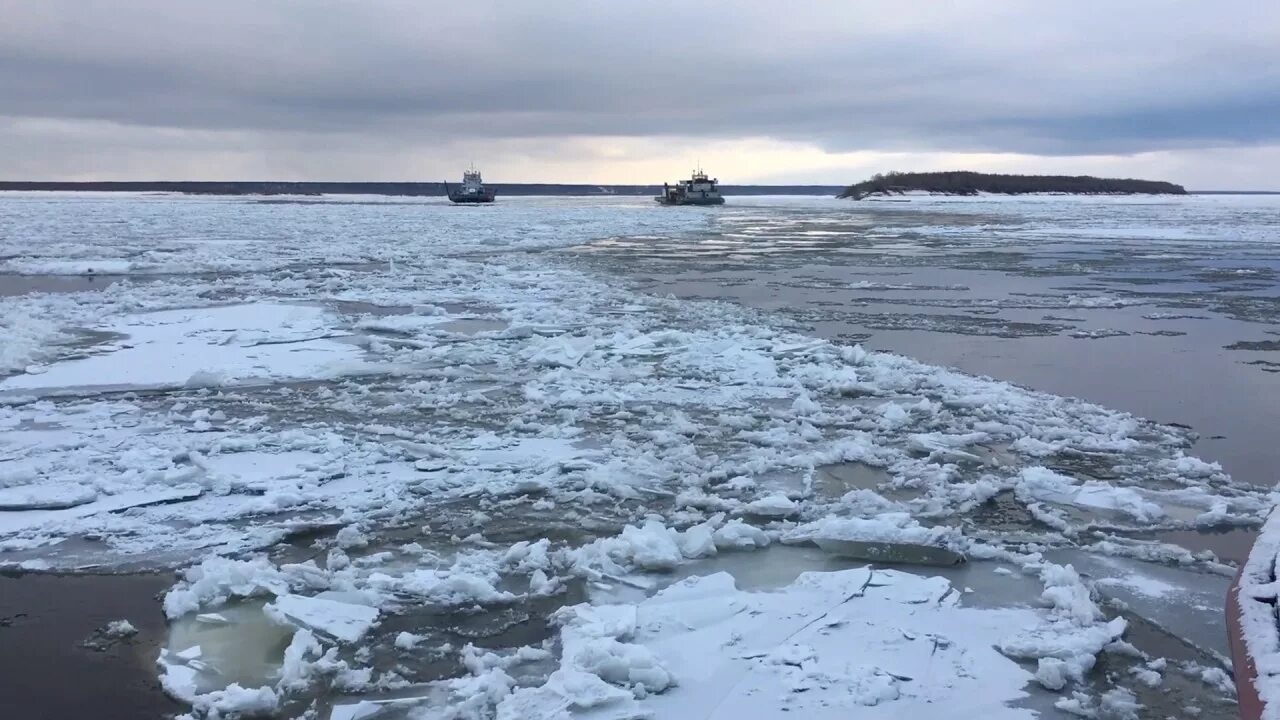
[2, 1, 1278, 187]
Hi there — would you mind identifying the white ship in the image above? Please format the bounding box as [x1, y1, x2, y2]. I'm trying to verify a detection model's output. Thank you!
[656, 169, 725, 205]
[444, 166, 495, 204]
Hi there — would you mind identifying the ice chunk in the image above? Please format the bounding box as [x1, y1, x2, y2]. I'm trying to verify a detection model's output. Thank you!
[164, 556, 313, 619]
[1099, 688, 1141, 719]
[1131, 666, 1162, 687]
[791, 391, 821, 415]
[1072, 484, 1164, 522]
[157, 649, 202, 703]
[555, 604, 639, 641]
[619, 521, 684, 571]
[1036, 562, 1103, 626]
[0, 482, 97, 510]
[190, 684, 279, 718]
[502, 538, 552, 572]
[1016, 467, 1163, 522]
[998, 617, 1126, 685]
[524, 335, 595, 368]
[175, 645, 203, 661]
[278, 628, 323, 694]
[677, 522, 718, 559]
[1048, 550, 1231, 659]
[565, 638, 675, 693]
[0, 303, 362, 394]
[787, 513, 967, 562]
[907, 431, 988, 462]
[0, 485, 203, 535]
[741, 493, 798, 517]
[712, 519, 771, 550]
[335, 525, 369, 550]
[267, 594, 379, 644]
[329, 701, 384, 720]
[364, 569, 514, 606]
[814, 537, 967, 566]
[394, 631, 422, 650]
[184, 369, 228, 389]
[105, 619, 138, 638]
[1036, 658, 1071, 690]
[539, 568, 1041, 719]
[2, 259, 137, 275]
[497, 668, 645, 720]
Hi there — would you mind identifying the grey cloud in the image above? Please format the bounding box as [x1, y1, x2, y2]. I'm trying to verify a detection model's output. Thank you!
[1, 0, 1279, 160]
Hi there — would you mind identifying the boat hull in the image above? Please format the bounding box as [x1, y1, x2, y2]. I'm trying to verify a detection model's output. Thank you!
[1228, 522, 1270, 720]
[1228, 560, 1265, 720]
[653, 196, 725, 206]
[448, 191, 496, 204]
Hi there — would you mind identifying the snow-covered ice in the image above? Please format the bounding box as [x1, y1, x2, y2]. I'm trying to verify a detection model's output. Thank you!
[267, 594, 380, 644]
[1, 303, 364, 394]
[421, 560, 1127, 719]
[0, 482, 97, 510]
[1, 193, 1264, 718]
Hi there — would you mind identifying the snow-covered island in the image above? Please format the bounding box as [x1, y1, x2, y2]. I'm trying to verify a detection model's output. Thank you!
[839, 171, 1187, 200]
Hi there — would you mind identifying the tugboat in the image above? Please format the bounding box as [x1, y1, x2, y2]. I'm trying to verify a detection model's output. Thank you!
[655, 168, 725, 206]
[444, 166, 496, 204]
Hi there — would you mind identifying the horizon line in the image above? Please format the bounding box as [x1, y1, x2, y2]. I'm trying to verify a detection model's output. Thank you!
[0, 181, 1277, 194]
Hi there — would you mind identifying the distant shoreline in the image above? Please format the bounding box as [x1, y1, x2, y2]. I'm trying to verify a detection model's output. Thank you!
[0, 182, 1273, 197]
[0, 181, 843, 197]
[840, 171, 1188, 200]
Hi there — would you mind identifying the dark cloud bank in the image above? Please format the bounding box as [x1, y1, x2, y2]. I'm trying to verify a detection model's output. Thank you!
[1, 1, 1278, 178]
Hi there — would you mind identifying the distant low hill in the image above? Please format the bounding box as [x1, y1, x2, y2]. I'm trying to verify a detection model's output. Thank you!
[839, 171, 1187, 200]
[0, 181, 844, 197]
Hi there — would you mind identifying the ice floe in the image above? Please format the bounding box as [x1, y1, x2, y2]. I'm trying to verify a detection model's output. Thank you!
[267, 594, 380, 644]
[1, 194, 1263, 718]
[2, 303, 364, 394]
[0, 482, 97, 510]
[465, 567, 1044, 719]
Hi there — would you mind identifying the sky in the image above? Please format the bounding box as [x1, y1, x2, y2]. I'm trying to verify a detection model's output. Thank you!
[1, 1, 1278, 188]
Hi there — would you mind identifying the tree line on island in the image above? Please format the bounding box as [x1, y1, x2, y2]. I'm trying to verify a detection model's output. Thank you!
[839, 171, 1187, 199]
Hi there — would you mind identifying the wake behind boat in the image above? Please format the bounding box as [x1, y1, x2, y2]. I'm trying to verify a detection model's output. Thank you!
[445, 166, 495, 204]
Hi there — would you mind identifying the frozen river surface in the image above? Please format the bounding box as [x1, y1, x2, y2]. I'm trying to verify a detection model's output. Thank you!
[1, 192, 1277, 719]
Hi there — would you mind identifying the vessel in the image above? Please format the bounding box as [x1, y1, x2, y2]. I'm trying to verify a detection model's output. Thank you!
[1228, 515, 1274, 720]
[445, 166, 496, 204]
[655, 169, 724, 205]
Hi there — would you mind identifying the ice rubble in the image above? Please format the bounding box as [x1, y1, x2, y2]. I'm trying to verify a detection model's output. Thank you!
[785, 512, 965, 551]
[1016, 467, 1165, 523]
[147, 513, 1145, 719]
[0, 195, 1259, 717]
[610, 568, 1033, 718]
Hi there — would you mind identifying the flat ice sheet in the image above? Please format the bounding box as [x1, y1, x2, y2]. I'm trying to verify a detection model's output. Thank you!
[0, 482, 97, 510]
[268, 594, 379, 644]
[2, 303, 362, 393]
[0, 485, 203, 535]
[525, 568, 1041, 719]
